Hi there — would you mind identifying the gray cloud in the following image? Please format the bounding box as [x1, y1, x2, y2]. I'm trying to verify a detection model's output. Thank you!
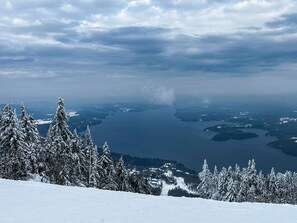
[1, 0, 297, 102]
[266, 13, 297, 28]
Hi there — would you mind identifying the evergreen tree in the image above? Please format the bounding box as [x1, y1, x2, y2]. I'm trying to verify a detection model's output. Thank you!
[128, 171, 151, 194]
[224, 177, 239, 202]
[38, 125, 53, 176]
[44, 98, 73, 185]
[46, 135, 72, 185]
[98, 142, 117, 190]
[69, 129, 85, 185]
[115, 156, 132, 191]
[84, 126, 100, 187]
[247, 159, 258, 190]
[217, 167, 228, 200]
[211, 165, 220, 200]
[283, 171, 293, 203]
[197, 159, 213, 198]
[267, 168, 277, 202]
[257, 171, 266, 202]
[50, 97, 72, 143]
[20, 105, 40, 174]
[275, 172, 285, 203]
[246, 184, 256, 202]
[0, 105, 30, 179]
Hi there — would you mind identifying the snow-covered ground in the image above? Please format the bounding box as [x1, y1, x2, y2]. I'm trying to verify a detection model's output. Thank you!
[161, 170, 197, 196]
[68, 111, 79, 117]
[35, 119, 52, 125]
[35, 111, 79, 125]
[0, 179, 297, 223]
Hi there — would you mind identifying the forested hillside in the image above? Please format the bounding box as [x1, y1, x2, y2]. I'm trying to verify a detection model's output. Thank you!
[0, 98, 150, 194]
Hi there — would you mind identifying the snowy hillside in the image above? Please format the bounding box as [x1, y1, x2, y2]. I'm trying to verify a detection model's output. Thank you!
[1, 179, 297, 223]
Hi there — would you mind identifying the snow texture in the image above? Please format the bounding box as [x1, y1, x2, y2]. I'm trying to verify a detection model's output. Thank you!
[68, 111, 79, 117]
[0, 179, 297, 223]
[161, 170, 196, 196]
[35, 119, 52, 125]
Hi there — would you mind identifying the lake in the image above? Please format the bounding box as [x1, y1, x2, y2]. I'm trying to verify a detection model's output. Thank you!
[90, 108, 297, 173]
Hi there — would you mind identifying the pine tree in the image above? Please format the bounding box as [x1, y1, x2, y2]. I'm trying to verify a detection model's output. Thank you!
[217, 167, 228, 200]
[275, 172, 285, 203]
[267, 168, 277, 203]
[47, 135, 72, 185]
[224, 177, 239, 202]
[50, 97, 72, 143]
[283, 171, 293, 203]
[237, 167, 249, 202]
[115, 156, 132, 191]
[69, 129, 85, 185]
[256, 171, 266, 202]
[211, 165, 220, 200]
[0, 105, 30, 179]
[98, 142, 117, 190]
[38, 125, 53, 176]
[20, 105, 40, 174]
[246, 184, 256, 202]
[128, 171, 151, 194]
[84, 126, 100, 187]
[197, 159, 213, 198]
[247, 159, 258, 190]
[44, 98, 73, 185]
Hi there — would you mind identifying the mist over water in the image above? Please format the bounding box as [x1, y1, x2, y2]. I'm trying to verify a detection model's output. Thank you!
[90, 107, 297, 173]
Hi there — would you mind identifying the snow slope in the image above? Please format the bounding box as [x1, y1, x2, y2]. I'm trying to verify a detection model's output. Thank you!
[0, 179, 297, 223]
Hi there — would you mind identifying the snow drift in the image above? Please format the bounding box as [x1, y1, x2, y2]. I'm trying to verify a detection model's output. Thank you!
[0, 179, 297, 223]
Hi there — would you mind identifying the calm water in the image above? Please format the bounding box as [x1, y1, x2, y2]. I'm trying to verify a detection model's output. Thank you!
[90, 108, 297, 173]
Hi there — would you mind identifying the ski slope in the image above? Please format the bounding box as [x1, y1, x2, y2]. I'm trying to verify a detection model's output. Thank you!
[0, 179, 297, 223]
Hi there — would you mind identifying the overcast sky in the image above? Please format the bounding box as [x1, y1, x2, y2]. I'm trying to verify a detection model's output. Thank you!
[1, 0, 297, 104]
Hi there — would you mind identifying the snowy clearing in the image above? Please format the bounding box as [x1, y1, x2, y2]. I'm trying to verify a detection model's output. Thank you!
[35, 119, 52, 125]
[68, 111, 79, 117]
[0, 179, 297, 223]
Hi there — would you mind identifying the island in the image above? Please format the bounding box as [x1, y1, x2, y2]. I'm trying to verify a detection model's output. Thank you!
[204, 124, 258, 141]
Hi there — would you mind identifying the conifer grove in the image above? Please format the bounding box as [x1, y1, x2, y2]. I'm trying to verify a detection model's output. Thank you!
[0, 98, 151, 194]
[197, 159, 297, 204]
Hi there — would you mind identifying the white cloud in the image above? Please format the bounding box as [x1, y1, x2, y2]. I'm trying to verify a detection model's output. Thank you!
[143, 84, 175, 105]
[5, 1, 12, 10]
[60, 3, 79, 13]
[12, 18, 41, 27]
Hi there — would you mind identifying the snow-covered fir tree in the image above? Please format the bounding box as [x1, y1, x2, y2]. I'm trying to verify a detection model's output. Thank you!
[69, 129, 85, 185]
[20, 105, 40, 174]
[50, 97, 72, 143]
[115, 156, 132, 191]
[84, 126, 100, 187]
[43, 98, 72, 185]
[98, 142, 117, 190]
[197, 159, 214, 198]
[196, 159, 297, 204]
[0, 105, 30, 179]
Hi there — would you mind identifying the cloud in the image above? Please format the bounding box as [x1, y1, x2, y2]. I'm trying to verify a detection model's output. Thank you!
[1, 0, 297, 101]
[142, 83, 175, 105]
[266, 13, 297, 28]
[60, 3, 79, 13]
